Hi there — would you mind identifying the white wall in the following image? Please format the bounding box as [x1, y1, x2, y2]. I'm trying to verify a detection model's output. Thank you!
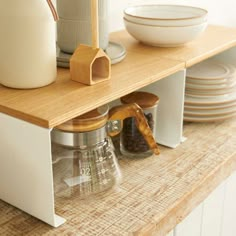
[109, 0, 236, 32]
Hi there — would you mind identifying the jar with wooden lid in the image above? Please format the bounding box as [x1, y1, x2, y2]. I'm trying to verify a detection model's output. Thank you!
[120, 91, 159, 158]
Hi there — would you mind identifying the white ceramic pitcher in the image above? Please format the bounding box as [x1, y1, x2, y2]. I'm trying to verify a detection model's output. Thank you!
[0, 0, 58, 89]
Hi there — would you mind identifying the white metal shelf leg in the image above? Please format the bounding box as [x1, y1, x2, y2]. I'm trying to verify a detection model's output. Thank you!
[141, 70, 186, 148]
[0, 113, 66, 227]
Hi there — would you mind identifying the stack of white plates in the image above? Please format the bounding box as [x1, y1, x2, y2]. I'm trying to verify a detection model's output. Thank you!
[184, 59, 236, 122]
[57, 41, 126, 68]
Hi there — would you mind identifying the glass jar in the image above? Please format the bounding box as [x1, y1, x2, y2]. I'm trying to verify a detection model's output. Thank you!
[52, 135, 121, 199]
[51, 105, 122, 199]
[120, 91, 159, 158]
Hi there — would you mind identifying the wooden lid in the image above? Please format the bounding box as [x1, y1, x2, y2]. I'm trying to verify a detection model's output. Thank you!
[55, 105, 108, 132]
[121, 92, 159, 108]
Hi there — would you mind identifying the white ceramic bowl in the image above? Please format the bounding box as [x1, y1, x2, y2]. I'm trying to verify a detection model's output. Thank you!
[124, 5, 208, 26]
[123, 18, 208, 47]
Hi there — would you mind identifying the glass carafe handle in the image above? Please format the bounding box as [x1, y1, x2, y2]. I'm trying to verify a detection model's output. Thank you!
[108, 103, 160, 155]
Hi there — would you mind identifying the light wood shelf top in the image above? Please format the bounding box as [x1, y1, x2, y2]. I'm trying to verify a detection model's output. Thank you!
[111, 24, 236, 67]
[1, 25, 236, 128]
[1, 117, 236, 235]
[0, 53, 183, 128]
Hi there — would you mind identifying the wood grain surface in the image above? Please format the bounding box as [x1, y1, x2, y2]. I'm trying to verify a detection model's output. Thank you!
[111, 25, 236, 68]
[1, 25, 236, 128]
[0, 55, 183, 128]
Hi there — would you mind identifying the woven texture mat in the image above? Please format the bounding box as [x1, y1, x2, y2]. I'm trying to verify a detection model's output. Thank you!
[1, 117, 236, 236]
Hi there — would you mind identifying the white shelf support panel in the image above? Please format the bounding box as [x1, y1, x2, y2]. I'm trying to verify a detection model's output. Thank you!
[0, 113, 66, 227]
[141, 70, 186, 148]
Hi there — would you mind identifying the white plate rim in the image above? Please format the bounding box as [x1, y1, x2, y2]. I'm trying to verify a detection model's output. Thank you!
[184, 112, 236, 122]
[184, 93, 236, 105]
[185, 80, 236, 91]
[184, 101, 236, 110]
[184, 106, 236, 116]
[185, 87, 236, 97]
[186, 61, 231, 80]
[186, 76, 235, 85]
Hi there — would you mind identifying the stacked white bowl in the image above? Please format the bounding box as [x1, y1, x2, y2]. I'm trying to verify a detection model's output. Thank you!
[123, 5, 208, 47]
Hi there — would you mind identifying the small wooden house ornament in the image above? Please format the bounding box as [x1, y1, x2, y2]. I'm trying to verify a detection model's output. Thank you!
[70, 0, 111, 86]
[70, 45, 111, 85]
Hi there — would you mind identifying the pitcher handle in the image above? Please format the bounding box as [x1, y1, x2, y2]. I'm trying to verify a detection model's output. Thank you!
[46, 0, 59, 21]
[108, 103, 160, 155]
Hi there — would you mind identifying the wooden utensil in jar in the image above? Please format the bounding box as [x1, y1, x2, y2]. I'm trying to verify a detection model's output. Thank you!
[70, 0, 111, 85]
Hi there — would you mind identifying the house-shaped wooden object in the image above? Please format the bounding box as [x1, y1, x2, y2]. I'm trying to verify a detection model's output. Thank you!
[70, 44, 111, 85]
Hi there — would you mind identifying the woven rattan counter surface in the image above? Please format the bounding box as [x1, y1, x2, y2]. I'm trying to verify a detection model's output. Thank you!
[1, 117, 236, 236]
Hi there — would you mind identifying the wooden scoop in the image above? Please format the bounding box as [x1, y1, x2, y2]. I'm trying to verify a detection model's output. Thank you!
[70, 0, 111, 85]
